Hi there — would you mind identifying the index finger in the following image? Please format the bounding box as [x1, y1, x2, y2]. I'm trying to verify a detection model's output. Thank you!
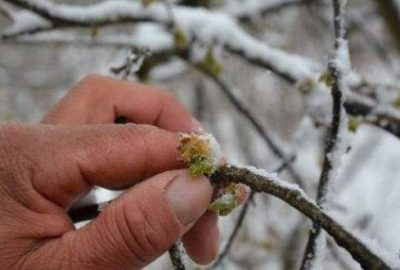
[41, 74, 199, 132]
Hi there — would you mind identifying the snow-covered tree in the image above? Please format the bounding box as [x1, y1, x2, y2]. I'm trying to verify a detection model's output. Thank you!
[1, 0, 400, 269]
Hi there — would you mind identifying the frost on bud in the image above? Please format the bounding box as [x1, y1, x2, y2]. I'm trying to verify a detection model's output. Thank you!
[178, 132, 240, 216]
[208, 183, 240, 216]
[178, 132, 222, 176]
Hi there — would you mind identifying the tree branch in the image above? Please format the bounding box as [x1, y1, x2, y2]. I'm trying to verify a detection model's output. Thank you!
[210, 160, 292, 269]
[222, 0, 312, 23]
[169, 241, 187, 270]
[300, 0, 348, 268]
[373, 0, 400, 55]
[282, 219, 306, 270]
[210, 166, 392, 270]
[0, 2, 12, 20]
[68, 201, 108, 223]
[344, 94, 400, 139]
[349, 14, 399, 76]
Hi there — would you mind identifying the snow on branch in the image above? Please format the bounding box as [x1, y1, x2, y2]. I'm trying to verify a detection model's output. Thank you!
[300, 0, 349, 268]
[210, 165, 393, 270]
[210, 161, 290, 269]
[168, 241, 187, 270]
[3, 24, 175, 53]
[2, 0, 320, 81]
[0, 3, 52, 36]
[2, 0, 161, 26]
[344, 92, 400, 140]
[1, 0, 395, 91]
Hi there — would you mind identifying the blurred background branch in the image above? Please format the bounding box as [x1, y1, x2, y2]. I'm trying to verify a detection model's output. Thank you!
[373, 0, 400, 55]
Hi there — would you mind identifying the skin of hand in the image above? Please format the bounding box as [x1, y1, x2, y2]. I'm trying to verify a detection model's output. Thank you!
[0, 75, 220, 269]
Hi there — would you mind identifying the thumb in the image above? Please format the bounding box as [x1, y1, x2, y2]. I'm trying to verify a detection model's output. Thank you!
[39, 169, 213, 270]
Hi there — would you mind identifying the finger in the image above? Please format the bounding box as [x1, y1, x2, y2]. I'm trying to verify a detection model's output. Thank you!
[3, 123, 184, 207]
[25, 170, 213, 270]
[41, 74, 199, 132]
[180, 184, 248, 264]
[182, 211, 219, 265]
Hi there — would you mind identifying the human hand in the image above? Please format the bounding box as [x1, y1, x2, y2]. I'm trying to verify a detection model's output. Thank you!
[0, 75, 219, 269]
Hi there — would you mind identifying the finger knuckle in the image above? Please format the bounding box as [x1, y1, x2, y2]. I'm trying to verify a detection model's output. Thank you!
[72, 74, 105, 96]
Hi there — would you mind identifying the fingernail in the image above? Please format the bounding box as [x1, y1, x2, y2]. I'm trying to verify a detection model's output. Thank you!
[167, 170, 213, 226]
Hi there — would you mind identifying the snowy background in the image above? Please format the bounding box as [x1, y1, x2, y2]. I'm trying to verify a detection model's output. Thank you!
[1, 0, 400, 269]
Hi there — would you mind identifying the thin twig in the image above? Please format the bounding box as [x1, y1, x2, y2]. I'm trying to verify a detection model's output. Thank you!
[373, 0, 400, 55]
[282, 219, 306, 270]
[194, 63, 304, 187]
[344, 96, 400, 139]
[0, 3, 12, 20]
[110, 47, 152, 80]
[68, 201, 109, 223]
[300, 0, 348, 268]
[349, 15, 399, 76]
[169, 241, 187, 270]
[225, 0, 312, 23]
